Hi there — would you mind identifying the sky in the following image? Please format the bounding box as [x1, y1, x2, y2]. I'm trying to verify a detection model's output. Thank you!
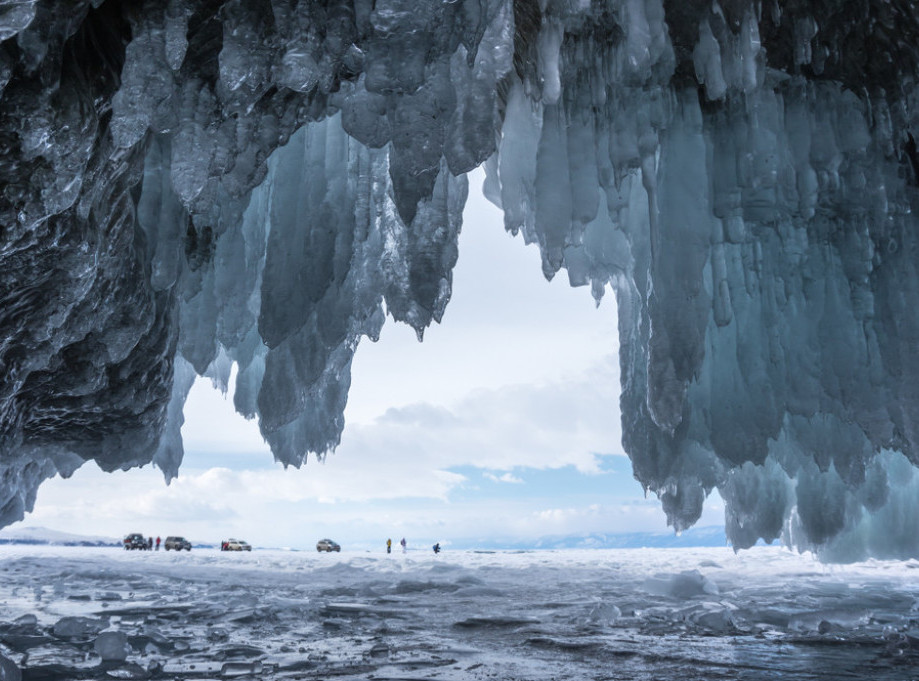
[10, 170, 725, 550]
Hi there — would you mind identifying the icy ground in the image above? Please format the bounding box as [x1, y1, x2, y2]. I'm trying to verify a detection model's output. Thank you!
[0, 547, 918, 680]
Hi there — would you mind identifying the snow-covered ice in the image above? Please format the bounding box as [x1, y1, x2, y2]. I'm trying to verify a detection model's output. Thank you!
[1, 546, 918, 680]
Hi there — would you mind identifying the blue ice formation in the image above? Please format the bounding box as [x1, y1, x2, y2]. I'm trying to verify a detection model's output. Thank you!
[2, 0, 919, 560]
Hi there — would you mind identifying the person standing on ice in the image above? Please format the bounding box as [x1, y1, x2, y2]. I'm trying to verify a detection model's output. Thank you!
[432, 543, 440, 554]
[155, 536, 161, 551]
[400, 537, 406, 553]
[386, 538, 392, 554]
[147, 537, 153, 550]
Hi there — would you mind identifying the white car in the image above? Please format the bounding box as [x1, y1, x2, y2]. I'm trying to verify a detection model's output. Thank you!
[223, 538, 252, 551]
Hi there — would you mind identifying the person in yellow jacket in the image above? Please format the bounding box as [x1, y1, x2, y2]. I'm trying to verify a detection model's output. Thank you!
[386, 538, 392, 554]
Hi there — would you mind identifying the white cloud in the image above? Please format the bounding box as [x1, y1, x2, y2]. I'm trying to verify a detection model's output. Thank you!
[484, 472, 524, 484]
[180, 348, 622, 506]
[340, 354, 621, 477]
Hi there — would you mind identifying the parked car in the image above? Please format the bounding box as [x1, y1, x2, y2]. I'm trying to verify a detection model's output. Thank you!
[223, 538, 252, 551]
[123, 533, 146, 550]
[316, 538, 341, 553]
[164, 536, 192, 551]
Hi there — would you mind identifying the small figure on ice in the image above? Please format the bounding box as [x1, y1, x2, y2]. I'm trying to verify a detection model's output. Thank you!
[386, 538, 392, 554]
[432, 543, 441, 554]
[155, 536, 161, 551]
[400, 537, 406, 553]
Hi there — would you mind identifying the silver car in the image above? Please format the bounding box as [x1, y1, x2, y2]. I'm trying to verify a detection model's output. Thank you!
[164, 536, 191, 551]
[316, 539, 340, 552]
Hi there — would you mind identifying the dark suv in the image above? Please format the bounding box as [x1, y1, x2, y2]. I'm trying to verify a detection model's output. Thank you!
[123, 533, 146, 550]
[164, 536, 192, 551]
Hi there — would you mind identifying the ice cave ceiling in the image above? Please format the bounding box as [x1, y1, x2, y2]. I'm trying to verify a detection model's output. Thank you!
[3, 0, 919, 560]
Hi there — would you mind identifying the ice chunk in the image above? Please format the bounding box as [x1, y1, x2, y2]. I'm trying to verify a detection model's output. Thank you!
[94, 631, 130, 662]
[641, 570, 719, 599]
[221, 661, 263, 677]
[52, 617, 106, 639]
[684, 602, 736, 633]
[587, 601, 621, 624]
[0, 653, 20, 681]
[788, 610, 869, 634]
[0, 1, 36, 42]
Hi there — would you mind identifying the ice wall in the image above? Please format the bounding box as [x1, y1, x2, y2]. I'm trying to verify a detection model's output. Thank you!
[2, 0, 919, 560]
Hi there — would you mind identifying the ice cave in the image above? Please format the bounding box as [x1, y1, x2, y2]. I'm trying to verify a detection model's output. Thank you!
[2, 0, 919, 561]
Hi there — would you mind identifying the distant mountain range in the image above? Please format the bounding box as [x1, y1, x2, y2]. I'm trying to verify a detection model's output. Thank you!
[537, 525, 728, 549]
[0, 526, 120, 547]
[0, 526, 223, 549]
[443, 526, 729, 551]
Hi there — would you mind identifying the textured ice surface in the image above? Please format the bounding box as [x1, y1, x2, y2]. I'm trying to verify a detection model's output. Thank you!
[3, 1, 919, 559]
[0, 546, 918, 680]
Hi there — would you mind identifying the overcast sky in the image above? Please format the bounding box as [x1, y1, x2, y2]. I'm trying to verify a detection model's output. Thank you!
[12, 170, 724, 550]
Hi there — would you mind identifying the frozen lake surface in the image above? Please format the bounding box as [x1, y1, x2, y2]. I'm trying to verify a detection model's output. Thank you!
[1, 545, 918, 680]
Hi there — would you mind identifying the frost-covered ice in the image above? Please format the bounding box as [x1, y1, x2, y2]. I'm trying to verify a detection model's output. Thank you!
[1, 546, 919, 680]
[4, 2, 919, 559]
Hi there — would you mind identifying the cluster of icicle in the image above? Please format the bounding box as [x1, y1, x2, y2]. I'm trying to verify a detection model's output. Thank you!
[3, 0, 919, 559]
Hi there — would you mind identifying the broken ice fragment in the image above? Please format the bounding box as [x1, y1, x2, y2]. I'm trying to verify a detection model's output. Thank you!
[52, 617, 106, 639]
[94, 631, 130, 662]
